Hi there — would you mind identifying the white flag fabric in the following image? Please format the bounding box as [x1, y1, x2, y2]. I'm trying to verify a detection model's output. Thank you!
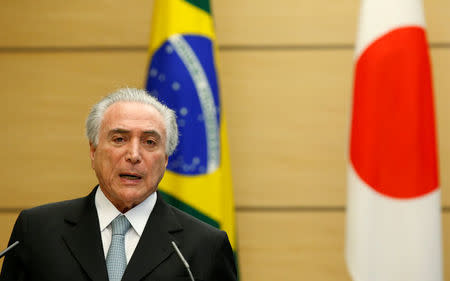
[345, 0, 443, 280]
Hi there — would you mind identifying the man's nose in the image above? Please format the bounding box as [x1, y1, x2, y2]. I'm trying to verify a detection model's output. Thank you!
[126, 140, 142, 164]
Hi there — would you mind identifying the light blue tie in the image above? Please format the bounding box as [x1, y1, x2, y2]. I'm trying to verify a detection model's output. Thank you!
[106, 215, 131, 281]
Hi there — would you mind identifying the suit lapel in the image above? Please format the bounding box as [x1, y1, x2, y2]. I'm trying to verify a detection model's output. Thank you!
[122, 193, 183, 281]
[62, 188, 109, 281]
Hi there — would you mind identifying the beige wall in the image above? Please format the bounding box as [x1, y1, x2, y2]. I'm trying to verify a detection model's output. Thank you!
[0, 0, 449, 280]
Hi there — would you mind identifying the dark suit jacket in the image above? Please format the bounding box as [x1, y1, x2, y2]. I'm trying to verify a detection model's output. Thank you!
[0, 187, 237, 281]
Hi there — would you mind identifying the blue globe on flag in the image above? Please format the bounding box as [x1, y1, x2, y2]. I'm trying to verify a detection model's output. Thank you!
[146, 34, 221, 176]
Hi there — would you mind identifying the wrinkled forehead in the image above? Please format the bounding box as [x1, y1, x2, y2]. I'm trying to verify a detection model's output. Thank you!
[101, 101, 167, 133]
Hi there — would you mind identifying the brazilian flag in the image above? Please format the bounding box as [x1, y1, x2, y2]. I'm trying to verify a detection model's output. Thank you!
[145, 0, 239, 270]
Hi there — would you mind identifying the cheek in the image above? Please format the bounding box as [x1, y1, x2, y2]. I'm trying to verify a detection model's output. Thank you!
[157, 155, 168, 169]
[94, 149, 120, 175]
[149, 155, 167, 174]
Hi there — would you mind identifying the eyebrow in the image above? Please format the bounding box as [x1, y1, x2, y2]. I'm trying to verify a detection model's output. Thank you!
[108, 128, 162, 139]
[109, 128, 129, 134]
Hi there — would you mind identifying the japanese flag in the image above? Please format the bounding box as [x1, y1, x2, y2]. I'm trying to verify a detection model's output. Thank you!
[345, 0, 443, 280]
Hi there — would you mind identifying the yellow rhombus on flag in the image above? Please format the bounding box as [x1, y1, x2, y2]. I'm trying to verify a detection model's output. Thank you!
[145, 0, 239, 271]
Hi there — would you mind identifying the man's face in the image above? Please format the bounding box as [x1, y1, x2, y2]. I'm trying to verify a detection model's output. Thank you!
[90, 101, 168, 212]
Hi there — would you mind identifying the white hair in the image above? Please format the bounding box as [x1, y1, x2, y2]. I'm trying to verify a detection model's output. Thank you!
[86, 88, 179, 156]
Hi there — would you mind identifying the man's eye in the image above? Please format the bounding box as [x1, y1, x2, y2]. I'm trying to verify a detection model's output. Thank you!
[146, 139, 156, 145]
[113, 137, 125, 143]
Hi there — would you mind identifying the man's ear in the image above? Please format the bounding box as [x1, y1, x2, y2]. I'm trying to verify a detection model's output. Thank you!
[89, 143, 96, 168]
[164, 154, 168, 168]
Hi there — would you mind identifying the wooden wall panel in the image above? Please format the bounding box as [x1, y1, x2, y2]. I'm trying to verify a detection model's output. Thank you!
[236, 211, 450, 281]
[0, 49, 449, 208]
[237, 211, 351, 281]
[444, 213, 450, 281]
[1, 0, 448, 48]
[0, 52, 149, 208]
[214, 0, 450, 45]
[432, 50, 450, 205]
[0, 212, 20, 269]
[220, 49, 353, 207]
[0, 0, 153, 47]
[213, 0, 358, 46]
[425, 1, 450, 44]
[220, 49, 450, 207]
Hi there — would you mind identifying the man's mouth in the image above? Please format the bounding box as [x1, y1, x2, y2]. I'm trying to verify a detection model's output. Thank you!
[119, 173, 142, 180]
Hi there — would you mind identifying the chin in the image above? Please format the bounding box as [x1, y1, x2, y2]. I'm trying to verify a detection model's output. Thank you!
[119, 188, 151, 202]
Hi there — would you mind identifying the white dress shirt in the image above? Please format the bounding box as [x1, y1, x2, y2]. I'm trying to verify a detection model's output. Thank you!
[94, 187, 157, 263]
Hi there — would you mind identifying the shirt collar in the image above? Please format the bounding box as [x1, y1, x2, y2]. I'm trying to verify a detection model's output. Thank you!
[95, 187, 157, 236]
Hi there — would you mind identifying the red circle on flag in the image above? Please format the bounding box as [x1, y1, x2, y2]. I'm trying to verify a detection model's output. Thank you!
[350, 27, 439, 199]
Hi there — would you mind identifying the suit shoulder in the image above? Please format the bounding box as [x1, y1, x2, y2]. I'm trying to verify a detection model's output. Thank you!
[21, 196, 88, 218]
[166, 204, 225, 236]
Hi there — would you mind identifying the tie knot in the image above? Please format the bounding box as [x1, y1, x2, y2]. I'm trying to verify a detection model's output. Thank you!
[111, 215, 131, 236]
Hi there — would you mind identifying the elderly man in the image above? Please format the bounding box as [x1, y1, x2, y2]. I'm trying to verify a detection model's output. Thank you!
[0, 88, 237, 281]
